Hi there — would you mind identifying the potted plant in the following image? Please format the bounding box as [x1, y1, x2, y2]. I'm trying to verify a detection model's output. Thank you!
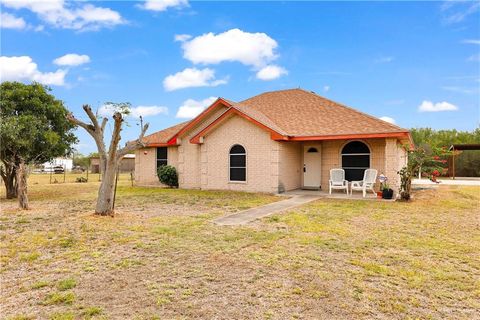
[382, 181, 394, 199]
[377, 174, 386, 198]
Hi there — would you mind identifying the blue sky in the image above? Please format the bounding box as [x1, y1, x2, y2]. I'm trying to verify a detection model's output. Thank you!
[1, 0, 479, 154]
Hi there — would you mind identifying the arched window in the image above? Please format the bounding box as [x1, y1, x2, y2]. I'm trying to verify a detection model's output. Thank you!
[341, 141, 370, 181]
[229, 144, 246, 182]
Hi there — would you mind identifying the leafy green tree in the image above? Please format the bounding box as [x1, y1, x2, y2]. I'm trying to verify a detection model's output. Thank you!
[72, 152, 90, 169]
[0, 82, 77, 208]
[410, 127, 480, 177]
[398, 146, 454, 201]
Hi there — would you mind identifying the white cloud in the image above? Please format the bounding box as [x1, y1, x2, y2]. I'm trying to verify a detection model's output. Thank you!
[139, 0, 188, 12]
[0, 56, 67, 86]
[181, 28, 279, 67]
[375, 56, 395, 63]
[379, 116, 396, 124]
[418, 100, 458, 112]
[176, 97, 217, 119]
[131, 105, 168, 118]
[174, 34, 192, 42]
[53, 53, 90, 66]
[255, 65, 287, 80]
[467, 54, 480, 62]
[0, 12, 26, 29]
[462, 39, 480, 45]
[323, 85, 330, 92]
[163, 67, 227, 91]
[99, 104, 168, 118]
[442, 86, 478, 94]
[0, 0, 125, 31]
[441, 1, 480, 24]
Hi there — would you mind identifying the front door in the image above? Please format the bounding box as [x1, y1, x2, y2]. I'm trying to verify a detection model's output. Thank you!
[303, 145, 321, 189]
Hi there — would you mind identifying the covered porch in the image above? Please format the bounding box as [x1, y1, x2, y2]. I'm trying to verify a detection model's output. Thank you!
[277, 137, 407, 195]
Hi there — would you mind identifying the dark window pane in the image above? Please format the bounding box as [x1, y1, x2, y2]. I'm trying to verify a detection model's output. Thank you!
[157, 160, 167, 168]
[230, 145, 246, 154]
[345, 168, 366, 181]
[307, 147, 318, 153]
[342, 141, 370, 154]
[342, 155, 370, 168]
[157, 147, 167, 160]
[230, 168, 246, 181]
[230, 154, 246, 167]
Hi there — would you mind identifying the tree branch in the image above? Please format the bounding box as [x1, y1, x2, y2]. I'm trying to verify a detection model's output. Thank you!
[108, 112, 123, 159]
[66, 113, 95, 134]
[66, 108, 107, 159]
[117, 122, 149, 159]
[83, 104, 100, 130]
[100, 117, 108, 133]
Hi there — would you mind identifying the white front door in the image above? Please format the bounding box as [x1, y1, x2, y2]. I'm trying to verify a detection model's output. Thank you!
[303, 145, 322, 189]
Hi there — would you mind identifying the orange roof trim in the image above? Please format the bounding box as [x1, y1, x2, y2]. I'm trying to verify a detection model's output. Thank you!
[167, 97, 233, 145]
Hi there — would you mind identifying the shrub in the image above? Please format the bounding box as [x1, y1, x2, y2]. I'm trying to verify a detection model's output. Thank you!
[157, 165, 178, 188]
[75, 177, 87, 183]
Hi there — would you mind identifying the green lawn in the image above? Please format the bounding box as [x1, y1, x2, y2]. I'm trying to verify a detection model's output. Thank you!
[1, 178, 479, 319]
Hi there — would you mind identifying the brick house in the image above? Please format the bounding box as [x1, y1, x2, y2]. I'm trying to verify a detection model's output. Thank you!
[135, 89, 412, 193]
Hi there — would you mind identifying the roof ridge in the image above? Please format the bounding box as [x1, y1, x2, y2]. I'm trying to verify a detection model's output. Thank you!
[298, 88, 409, 132]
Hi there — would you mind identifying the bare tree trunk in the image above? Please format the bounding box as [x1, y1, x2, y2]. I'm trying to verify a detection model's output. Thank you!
[95, 161, 118, 215]
[17, 159, 29, 210]
[67, 104, 148, 217]
[1, 161, 17, 199]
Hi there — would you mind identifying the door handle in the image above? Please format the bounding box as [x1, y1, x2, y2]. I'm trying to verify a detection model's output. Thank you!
[303, 165, 306, 172]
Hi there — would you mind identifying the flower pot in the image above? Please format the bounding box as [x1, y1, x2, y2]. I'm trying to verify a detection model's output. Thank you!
[382, 189, 394, 199]
[376, 191, 383, 198]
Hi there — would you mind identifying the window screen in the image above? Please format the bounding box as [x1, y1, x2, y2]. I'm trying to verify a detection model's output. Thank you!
[341, 141, 370, 181]
[229, 144, 246, 181]
[157, 147, 168, 168]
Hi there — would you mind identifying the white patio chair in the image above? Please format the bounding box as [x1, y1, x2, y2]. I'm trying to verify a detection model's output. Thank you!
[329, 169, 348, 194]
[350, 169, 378, 197]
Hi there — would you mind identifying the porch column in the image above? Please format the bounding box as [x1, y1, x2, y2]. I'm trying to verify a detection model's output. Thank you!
[384, 138, 400, 191]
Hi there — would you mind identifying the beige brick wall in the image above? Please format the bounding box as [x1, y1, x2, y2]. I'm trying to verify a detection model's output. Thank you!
[135, 146, 178, 186]
[201, 115, 279, 193]
[384, 138, 405, 191]
[177, 106, 229, 189]
[278, 142, 303, 192]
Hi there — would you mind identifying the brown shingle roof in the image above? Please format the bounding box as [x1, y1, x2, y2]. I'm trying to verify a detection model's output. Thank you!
[144, 120, 190, 146]
[145, 88, 409, 145]
[236, 88, 408, 136]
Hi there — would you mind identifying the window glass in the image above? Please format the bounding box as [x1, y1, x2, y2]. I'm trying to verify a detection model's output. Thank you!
[341, 142, 370, 181]
[157, 147, 168, 168]
[229, 144, 246, 181]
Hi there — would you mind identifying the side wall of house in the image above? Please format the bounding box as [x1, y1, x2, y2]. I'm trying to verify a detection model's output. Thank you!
[177, 106, 229, 189]
[200, 115, 279, 193]
[135, 146, 178, 186]
[278, 142, 303, 192]
[384, 138, 406, 191]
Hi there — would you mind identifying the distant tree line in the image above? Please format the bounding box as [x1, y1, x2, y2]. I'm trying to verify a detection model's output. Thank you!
[411, 128, 480, 177]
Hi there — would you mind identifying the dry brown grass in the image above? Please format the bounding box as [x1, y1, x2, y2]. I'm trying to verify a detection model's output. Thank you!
[1, 178, 479, 319]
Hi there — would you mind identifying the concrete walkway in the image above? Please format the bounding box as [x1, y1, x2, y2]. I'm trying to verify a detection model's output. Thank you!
[213, 195, 320, 226]
[413, 178, 480, 186]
